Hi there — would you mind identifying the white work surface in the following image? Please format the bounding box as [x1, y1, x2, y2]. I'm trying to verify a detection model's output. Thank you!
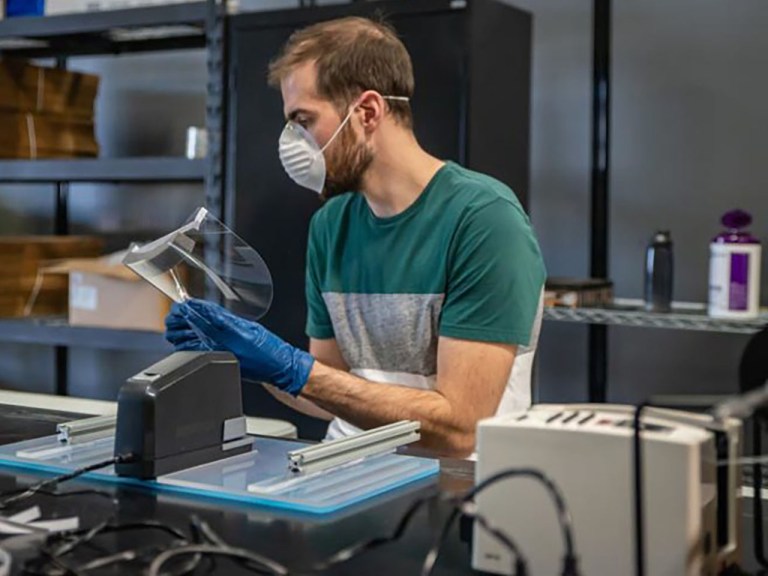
[0, 390, 297, 439]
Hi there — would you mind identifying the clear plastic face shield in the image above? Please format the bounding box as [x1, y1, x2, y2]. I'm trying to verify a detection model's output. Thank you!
[122, 207, 273, 320]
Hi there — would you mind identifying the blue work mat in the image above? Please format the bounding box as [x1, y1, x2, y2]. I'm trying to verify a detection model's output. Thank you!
[0, 435, 439, 515]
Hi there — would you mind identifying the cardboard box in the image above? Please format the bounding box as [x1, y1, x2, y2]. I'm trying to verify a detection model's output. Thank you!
[43, 253, 172, 332]
[0, 236, 103, 317]
[544, 277, 614, 308]
[0, 110, 98, 158]
[0, 59, 99, 116]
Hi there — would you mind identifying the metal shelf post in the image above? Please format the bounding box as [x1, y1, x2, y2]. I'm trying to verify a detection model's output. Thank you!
[589, 0, 611, 403]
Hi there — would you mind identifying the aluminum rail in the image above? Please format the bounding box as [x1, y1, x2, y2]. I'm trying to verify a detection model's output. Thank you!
[56, 415, 117, 444]
[287, 420, 421, 474]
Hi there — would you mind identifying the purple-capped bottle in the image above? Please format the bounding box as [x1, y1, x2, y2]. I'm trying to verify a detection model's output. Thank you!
[708, 209, 762, 319]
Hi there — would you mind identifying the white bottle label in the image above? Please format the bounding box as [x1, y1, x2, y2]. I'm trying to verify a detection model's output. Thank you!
[708, 243, 762, 318]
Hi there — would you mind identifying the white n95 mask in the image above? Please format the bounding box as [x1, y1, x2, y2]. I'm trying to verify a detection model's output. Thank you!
[278, 95, 409, 194]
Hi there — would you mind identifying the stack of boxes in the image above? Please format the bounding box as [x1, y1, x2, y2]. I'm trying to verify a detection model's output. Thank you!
[0, 60, 99, 158]
[0, 236, 170, 331]
[0, 5, 173, 332]
[0, 237, 103, 318]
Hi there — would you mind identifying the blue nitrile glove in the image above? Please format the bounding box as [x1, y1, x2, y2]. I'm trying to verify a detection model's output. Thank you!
[164, 299, 314, 396]
[165, 302, 216, 352]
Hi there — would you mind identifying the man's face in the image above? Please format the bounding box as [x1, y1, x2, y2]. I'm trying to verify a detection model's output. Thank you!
[280, 62, 373, 200]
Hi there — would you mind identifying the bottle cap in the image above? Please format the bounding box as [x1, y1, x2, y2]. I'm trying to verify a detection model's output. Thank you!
[722, 209, 752, 230]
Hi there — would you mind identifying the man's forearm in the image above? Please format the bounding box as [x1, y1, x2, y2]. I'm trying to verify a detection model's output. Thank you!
[300, 362, 476, 457]
[262, 384, 334, 421]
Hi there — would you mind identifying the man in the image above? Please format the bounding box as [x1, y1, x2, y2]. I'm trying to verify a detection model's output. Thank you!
[165, 16, 546, 458]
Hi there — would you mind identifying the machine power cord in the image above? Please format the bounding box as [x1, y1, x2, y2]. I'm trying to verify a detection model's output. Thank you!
[421, 467, 579, 576]
[0, 453, 135, 511]
[308, 494, 436, 572]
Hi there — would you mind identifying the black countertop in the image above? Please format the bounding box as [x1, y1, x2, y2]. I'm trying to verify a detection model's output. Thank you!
[0, 403, 478, 575]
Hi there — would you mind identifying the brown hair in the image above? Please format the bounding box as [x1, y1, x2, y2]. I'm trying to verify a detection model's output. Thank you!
[268, 16, 414, 128]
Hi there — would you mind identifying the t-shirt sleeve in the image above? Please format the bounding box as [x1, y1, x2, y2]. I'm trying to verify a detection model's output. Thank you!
[439, 198, 546, 346]
[305, 212, 335, 339]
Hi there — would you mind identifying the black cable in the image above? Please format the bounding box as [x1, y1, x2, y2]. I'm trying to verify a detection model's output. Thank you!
[753, 419, 768, 568]
[49, 520, 188, 558]
[0, 487, 117, 503]
[460, 501, 528, 576]
[633, 403, 649, 576]
[191, 514, 228, 547]
[421, 497, 532, 576]
[75, 545, 158, 571]
[472, 469, 577, 576]
[420, 500, 461, 576]
[421, 468, 579, 576]
[0, 453, 135, 510]
[190, 515, 281, 575]
[24, 547, 87, 576]
[25, 519, 198, 576]
[466, 469, 576, 559]
[310, 494, 436, 572]
[147, 544, 289, 576]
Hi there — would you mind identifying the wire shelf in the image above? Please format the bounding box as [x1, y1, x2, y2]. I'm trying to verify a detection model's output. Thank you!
[543, 299, 768, 334]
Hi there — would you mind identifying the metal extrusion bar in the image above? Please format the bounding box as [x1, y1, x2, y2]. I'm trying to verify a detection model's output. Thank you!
[57, 415, 116, 444]
[287, 421, 421, 474]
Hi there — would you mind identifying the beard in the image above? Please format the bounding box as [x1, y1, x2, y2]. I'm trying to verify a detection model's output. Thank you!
[321, 122, 374, 202]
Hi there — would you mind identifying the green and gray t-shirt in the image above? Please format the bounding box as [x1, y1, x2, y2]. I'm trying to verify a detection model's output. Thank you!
[305, 161, 546, 440]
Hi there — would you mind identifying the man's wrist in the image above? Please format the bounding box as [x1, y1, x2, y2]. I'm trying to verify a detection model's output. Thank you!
[285, 348, 315, 397]
[301, 359, 333, 399]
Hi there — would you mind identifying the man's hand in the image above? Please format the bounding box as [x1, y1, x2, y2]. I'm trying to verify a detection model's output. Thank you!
[164, 299, 314, 396]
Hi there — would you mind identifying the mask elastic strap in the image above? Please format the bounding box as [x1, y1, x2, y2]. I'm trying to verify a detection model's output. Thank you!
[319, 105, 356, 154]
[318, 94, 411, 154]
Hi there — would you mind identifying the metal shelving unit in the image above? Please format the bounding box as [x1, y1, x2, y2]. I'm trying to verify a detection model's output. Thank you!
[0, 318, 171, 351]
[0, 157, 205, 183]
[0, 1, 227, 394]
[544, 302, 768, 335]
[0, 2, 207, 57]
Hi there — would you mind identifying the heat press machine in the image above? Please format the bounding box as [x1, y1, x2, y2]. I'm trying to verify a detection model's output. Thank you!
[473, 404, 742, 576]
[113, 351, 252, 479]
[54, 351, 252, 479]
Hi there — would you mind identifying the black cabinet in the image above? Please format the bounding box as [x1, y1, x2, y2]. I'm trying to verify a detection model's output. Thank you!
[226, 0, 531, 437]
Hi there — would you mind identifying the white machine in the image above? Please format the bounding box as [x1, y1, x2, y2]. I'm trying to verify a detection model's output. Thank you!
[473, 404, 741, 576]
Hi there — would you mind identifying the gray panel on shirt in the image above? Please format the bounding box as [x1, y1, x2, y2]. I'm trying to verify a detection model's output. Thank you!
[322, 292, 445, 376]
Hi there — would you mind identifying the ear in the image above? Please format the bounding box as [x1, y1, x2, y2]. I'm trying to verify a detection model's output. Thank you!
[355, 90, 385, 133]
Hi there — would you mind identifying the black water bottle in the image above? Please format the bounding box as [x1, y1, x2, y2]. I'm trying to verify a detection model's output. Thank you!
[644, 231, 673, 312]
